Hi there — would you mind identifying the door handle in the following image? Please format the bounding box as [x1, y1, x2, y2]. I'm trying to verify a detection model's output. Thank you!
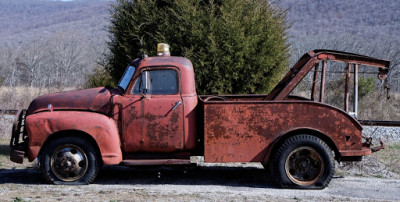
[171, 101, 182, 111]
[164, 101, 182, 117]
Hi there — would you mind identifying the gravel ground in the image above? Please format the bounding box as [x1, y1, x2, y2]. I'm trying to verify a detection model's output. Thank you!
[1, 164, 400, 201]
[0, 114, 13, 139]
[363, 126, 400, 143]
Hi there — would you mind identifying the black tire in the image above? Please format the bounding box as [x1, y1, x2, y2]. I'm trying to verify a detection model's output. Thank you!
[269, 134, 334, 189]
[40, 136, 100, 185]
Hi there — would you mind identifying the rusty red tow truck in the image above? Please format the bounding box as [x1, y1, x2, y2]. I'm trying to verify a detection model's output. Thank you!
[10, 44, 389, 189]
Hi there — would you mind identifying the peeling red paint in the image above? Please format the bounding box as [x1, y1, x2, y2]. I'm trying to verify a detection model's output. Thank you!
[200, 99, 364, 163]
[11, 50, 388, 170]
[25, 111, 122, 164]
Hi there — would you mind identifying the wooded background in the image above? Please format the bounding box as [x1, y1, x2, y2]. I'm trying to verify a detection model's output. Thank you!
[0, 0, 399, 119]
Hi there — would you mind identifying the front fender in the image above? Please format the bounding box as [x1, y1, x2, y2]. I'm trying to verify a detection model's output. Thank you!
[25, 111, 122, 165]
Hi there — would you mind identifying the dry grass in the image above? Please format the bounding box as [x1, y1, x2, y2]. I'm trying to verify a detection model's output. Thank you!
[337, 143, 400, 179]
[0, 86, 75, 109]
[373, 143, 400, 175]
[0, 138, 36, 169]
[358, 92, 400, 121]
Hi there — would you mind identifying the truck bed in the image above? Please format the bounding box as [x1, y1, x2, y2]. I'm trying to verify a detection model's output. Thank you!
[198, 95, 364, 163]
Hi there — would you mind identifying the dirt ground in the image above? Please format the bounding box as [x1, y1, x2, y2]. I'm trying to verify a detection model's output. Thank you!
[1, 163, 400, 201]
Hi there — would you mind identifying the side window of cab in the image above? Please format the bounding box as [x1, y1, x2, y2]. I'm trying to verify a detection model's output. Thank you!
[132, 69, 178, 95]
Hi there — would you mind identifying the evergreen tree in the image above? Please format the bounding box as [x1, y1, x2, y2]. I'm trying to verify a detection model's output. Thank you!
[108, 0, 290, 94]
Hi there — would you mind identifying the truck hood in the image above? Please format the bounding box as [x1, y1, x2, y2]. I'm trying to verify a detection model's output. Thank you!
[26, 87, 115, 115]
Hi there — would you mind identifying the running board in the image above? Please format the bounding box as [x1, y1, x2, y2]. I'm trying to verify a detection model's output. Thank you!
[120, 159, 191, 166]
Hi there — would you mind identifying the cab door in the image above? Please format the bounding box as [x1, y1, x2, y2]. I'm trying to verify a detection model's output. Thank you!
[127, 67, 184, 152]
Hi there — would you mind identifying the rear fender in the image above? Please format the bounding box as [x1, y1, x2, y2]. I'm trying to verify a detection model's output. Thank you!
[25, 111, 122, 165]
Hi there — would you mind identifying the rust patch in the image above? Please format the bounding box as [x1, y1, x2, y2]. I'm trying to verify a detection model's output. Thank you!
[202, 99, 363, 163]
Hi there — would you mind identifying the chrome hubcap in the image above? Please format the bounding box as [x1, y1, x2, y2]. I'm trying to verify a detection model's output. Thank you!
[51, 144, 88, 182]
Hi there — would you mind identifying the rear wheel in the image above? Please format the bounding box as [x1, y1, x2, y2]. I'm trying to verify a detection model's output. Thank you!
[40, 136, 100, 185]
[270, 134, 334, 189]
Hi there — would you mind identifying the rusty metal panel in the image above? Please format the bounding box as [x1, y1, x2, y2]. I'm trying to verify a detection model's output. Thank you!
[182, 95, 198, 150]
[314, 50, 390, 68]
[113, 95, 143, 153]
[116, 68, 186, 153]
[121, 56, 199, 153]
[114, 93, 185, 153]
[24, 111, 122, 164]
[202, 99, 363, 163]
[141, 95, 184, 152]
[26, 87, 114, 115]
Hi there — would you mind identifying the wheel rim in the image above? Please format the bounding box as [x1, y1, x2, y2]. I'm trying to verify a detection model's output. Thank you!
[285, 146, 324, 186]
[50, 144, 88, 182]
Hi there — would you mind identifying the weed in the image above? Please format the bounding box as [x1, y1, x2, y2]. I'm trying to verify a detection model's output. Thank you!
[354, 173, 364, 177]
[374, 143, 400, 175]
[388, 144, 400, 150]
[12, 197, 24, 202]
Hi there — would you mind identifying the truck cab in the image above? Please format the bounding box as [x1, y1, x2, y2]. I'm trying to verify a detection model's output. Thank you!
[112, 54, 198, 154]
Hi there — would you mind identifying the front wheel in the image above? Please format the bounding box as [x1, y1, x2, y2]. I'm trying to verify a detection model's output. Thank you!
[269, 135, 334, 189]
[40, 136, 100, 185]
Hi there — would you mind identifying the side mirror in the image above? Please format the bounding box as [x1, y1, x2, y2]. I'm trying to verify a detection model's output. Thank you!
[139, 71, 149, 95]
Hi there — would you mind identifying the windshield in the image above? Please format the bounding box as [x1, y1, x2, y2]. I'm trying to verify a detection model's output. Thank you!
[117, 65, 136, 91]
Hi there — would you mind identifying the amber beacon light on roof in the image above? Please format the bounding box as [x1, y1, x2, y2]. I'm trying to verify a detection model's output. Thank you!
[157, 43, 170, 56]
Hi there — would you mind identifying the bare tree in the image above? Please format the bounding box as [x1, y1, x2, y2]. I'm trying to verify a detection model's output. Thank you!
[46, 31, 102, 89]
[17, 38, 49, 88]
[0, 48, 20, 87]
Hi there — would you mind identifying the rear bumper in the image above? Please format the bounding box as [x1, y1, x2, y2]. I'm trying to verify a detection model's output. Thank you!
[339, 141, 385, 161]
[339, 146, 372, 157]
[338, 147, 371, 162]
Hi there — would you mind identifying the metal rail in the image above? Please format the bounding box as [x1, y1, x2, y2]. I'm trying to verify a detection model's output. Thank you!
[358, 120, 400, 127]
[0, 109, 18, 115]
